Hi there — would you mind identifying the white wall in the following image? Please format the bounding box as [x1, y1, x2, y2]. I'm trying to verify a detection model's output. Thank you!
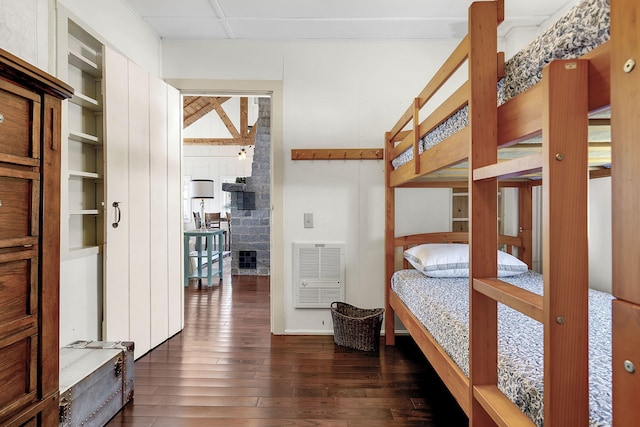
[163, 39, 460, 333]
[528, 179, 612, 292]
[0, 0, 48, 69]
[59, 256, 102, 339]
[279, 41, 462, 333]
[589, 177, 612, 293]
[395, 189, 452, 237]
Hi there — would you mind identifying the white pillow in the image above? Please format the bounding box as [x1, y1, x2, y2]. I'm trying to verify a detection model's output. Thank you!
[403, 243, 528, 278]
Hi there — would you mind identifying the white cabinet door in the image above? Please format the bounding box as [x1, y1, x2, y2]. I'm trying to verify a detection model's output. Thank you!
[149, 75, 169, 348]
[166, 85, 183, 336]
[103, 47, 182, 358]
[127, 60, 152, 357]
[103, 46, 131, 341]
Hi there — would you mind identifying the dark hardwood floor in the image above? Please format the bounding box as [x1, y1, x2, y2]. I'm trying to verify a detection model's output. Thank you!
[107, 259, 467, 426]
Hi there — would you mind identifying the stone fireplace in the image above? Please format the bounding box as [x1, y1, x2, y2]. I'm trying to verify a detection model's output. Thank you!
[222, 98, 271, 275]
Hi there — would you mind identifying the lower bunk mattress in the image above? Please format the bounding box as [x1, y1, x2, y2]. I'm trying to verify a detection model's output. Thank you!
[391, 269, 612, 427]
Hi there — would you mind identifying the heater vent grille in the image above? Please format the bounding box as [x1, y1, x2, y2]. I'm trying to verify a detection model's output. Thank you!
[293, 243, 345, 308]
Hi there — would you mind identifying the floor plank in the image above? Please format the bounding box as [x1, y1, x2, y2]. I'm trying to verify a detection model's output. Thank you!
[107, 260, 467, 426]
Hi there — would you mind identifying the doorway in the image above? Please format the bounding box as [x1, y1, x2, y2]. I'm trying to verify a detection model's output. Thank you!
[169, 79, 285, 334]
[182, 95, 271, 276]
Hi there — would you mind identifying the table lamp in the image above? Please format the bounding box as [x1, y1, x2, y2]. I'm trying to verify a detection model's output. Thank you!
[190, 179, 214, 230]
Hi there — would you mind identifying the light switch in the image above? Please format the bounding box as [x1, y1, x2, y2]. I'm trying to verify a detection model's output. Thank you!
[304, 213, 313, 228]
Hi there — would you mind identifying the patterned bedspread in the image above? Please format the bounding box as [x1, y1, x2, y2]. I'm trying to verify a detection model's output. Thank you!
[391, 269, 612, 427]
[392, 0, 610, 169]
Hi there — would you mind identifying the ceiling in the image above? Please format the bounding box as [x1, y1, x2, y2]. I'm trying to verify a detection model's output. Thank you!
[123, 0, 576, 41]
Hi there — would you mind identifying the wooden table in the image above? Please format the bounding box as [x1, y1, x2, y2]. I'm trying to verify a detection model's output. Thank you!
[183, 229, 226, 287]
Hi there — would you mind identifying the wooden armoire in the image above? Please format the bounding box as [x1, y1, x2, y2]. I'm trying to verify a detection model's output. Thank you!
[0, 48, 73, 425]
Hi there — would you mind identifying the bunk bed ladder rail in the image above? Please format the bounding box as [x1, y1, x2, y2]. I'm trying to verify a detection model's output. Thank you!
[470, 58, 590, 426]
[611, 0, 640, 424]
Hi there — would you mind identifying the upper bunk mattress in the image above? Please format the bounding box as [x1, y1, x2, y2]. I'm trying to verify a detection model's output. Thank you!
[392, 0, 610, 169]
[391, 269, 612, 427]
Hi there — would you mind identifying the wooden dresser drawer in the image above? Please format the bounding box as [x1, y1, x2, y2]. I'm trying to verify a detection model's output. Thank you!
[0, 80, 39, 159]
[0, 175, 38, 244]
[0, 250, 38, 328]
[0, 330, 38, 421]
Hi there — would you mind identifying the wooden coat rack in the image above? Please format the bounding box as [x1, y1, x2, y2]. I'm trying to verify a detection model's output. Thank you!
[291, 148, 383, 161]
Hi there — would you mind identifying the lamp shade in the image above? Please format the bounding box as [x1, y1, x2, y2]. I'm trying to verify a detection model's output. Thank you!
[190, 179, 215, 198]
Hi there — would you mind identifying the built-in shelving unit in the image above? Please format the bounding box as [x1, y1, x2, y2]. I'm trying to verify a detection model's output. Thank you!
[54, 6, 184, 355]
[61, 19, 105, 258]
[451, 188, 505, 235]
[69, 170, 101, 179]
[451, 189, 469, 232]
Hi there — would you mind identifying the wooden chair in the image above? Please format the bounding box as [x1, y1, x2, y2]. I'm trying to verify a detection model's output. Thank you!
[193, 212, 202, 229]
[206, 212, 229, 251]
[205, 212, 221, 229]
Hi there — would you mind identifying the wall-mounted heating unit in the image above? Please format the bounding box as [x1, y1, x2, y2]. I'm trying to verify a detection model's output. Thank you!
[293, 243, 345, 308]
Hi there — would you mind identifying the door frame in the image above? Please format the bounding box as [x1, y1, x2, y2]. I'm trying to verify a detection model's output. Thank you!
[167, 78, 285, 334]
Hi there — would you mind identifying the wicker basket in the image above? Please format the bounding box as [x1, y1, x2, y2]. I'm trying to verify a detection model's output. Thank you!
[330, 302, 385, 352]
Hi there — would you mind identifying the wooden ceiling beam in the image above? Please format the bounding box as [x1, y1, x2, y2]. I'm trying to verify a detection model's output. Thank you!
[208, 97, 241, 138]
[240, 97, 249, 137]
[248, 120, 257, 138]
[183, 96, 230, 128]
[183, 137, 256, 145]
[183, 96, 257, 143]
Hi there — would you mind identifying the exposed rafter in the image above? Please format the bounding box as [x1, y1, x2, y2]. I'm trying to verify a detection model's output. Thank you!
[240, 97, 249, 137]
[183, 137, 256, 145]
[183, 96, 230, 128]
[183, 96, 258, 146]
[208, 97, 241, 138]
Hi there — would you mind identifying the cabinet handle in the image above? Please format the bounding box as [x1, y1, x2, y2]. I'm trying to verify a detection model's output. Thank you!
[112, 202, 122, 228]
[0, 113, 4, 123]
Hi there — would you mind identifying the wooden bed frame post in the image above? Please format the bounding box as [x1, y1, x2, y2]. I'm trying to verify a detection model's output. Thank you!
[413, 99, 421, 176]
[468, 1, 499, 426]
[611, 0, 640, 424]
[517, 183, 533, 268]
[384, 131, 396, 345]
[542, 59, 589, 425]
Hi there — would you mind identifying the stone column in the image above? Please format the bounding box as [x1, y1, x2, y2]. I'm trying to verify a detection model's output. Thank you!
[224, 98, 271, 275]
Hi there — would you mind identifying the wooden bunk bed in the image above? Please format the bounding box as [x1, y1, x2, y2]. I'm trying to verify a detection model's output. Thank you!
[384, 0, 639, 425]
